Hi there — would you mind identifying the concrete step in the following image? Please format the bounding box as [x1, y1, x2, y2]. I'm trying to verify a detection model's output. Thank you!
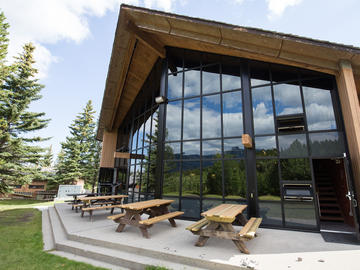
[48, 207, 210, 270]
[49, 250, 127, 270]
[42, 208, 55, 251]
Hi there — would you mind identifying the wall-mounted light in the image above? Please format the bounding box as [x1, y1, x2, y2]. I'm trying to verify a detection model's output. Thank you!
[155, 96, 167, 104]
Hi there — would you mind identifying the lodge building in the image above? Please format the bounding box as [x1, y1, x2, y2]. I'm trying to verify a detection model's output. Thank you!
[97, 5, 360, 235]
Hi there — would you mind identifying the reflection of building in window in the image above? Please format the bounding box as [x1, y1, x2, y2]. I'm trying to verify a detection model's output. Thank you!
[276, 114, 305, 133]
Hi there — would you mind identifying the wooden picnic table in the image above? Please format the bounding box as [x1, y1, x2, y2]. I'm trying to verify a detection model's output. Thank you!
[187, 204, 262, 254]
[67, 193, 95, 210]
[108, 199, 183, 238]
[79, 194, 126, 205]
[78, 194, 128, 220]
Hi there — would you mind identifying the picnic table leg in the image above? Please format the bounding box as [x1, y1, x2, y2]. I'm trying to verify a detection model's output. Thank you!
[195, 222, 219, 247]
[238, 214, 248, 226]
[139, 225, 150, 238]
[220, 223, 249, 254]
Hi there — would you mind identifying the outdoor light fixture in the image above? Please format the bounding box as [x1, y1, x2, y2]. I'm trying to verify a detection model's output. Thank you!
[155, 96, 167, 104]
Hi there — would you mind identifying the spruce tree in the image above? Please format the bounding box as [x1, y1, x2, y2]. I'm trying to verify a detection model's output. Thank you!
[0, 13, 50, 194]
[55, 101, 100, 189]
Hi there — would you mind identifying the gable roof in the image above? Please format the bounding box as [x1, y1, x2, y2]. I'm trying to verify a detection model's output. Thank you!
[97, 4, 360, 140]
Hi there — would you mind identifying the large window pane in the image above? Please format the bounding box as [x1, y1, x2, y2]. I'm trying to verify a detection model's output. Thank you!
[223, 91, 243, 137]
[164, 142, 180, 160]
[163, 161, 180, 196]
[224, 138, 244, 158]
[255, 136, 277, 157]
[184, 69, 200, 97]
[183, 141, 200, 160]
[303, 86, 336, 131]
[181, 198, 200, 219]
[166, 100, 182, 141]
[147, 162, 156, 193]
[182, 161, 200, 197]
[274, 84, 303, 116]
[183, 98, 200, 139]
[144, 116, 151, 147]
[284, 201, 317, 229]
[203, 95, 221, 138]
[168, 72, 183, 99]
[252, 86, 275, 135]
[256, 160, 280, 200]
[203, 160, 223, 198]
[224, 159, 246, 199]
[202, 65, 220, 94]
[280, 158, 311, 181]
[309, 132, 345, 156]
[202, 140, 221, 159]
[137, 122, 145, 150]
[222, 73, 241, 91]
[278, 134, 308, 157]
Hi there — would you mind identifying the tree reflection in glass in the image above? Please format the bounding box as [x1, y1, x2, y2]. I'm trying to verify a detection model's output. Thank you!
[224, 160, 246, 199]
[278, 134, 308, 157]
[182, 161, 200, 197]
[255, 136, 277, 157]
[309, 132, 345, 156]
[280, 158, 311, 180]
[163, 161, 180, 196]
[203, 160, 222, 198]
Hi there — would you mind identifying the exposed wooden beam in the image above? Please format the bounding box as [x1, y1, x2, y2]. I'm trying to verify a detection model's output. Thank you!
[100, 130, 118, 168]
[126, 20, 166, 58]
[336, 60, 360, 204]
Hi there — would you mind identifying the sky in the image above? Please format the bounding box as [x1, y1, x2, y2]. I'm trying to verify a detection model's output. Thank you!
[0, 0, 359, 160]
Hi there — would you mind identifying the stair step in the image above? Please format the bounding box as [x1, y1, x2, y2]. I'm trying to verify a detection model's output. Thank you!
[320, 203, 341, 208]
[319, 192, 336, 196]
[320, 209, 342, 214]
[320, 216, 344, 221]
[319, 197, 337, 201]
[317, 187, 334, 191]
[42, 208, 55, 251]
[316, 183, 333, 187]
[49, 250, 127, 270]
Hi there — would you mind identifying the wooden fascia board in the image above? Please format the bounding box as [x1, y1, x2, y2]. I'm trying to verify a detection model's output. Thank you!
[109, 36, 136, 130]
[142, 28, 338, 75]
[132, 16, 360, 75]
[126, 20, 166, 58]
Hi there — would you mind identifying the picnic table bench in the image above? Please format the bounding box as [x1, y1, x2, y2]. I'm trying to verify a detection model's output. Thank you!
[79, 195, 128, 221]
[108, 199, 183, 238]
[186, 204, 262, 254]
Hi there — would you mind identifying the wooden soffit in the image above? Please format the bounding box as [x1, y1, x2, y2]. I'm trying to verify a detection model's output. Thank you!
[97, 4, 360, 140]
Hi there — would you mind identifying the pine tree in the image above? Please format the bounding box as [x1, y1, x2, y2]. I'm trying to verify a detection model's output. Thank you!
[55, 101, 100, 189]
[0, 13, 50, 194]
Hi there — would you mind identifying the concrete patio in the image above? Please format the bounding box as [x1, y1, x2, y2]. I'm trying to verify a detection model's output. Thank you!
[42, 203, 360, 270]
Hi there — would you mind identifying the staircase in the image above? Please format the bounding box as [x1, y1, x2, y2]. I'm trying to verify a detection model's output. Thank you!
[316, 174, 344, 222]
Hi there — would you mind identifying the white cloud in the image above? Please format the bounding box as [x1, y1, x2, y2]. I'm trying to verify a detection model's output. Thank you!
[266, 0, 302, 20]
[0, 0, 175, 79]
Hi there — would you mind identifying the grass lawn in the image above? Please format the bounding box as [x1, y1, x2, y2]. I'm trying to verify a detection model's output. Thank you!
[0, 199, 168, 270]
[0, 208, 107, 270]
[0, 199, 63, 212]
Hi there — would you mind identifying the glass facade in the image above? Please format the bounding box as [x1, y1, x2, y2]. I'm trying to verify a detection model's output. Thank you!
[122, 48, 348, 230]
